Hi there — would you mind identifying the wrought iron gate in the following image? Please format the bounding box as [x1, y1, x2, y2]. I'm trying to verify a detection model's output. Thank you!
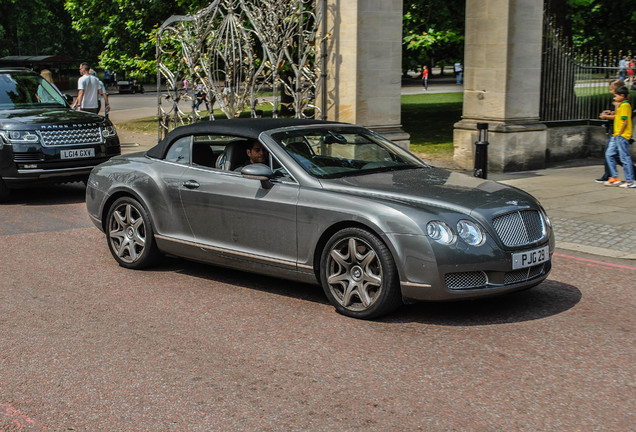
[156, 0, 324, 138]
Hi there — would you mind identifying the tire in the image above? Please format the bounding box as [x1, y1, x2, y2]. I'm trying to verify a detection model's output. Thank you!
[0, 178, 9, 203]
[106, 197, 160, 269]
[320, 227, 402, 319]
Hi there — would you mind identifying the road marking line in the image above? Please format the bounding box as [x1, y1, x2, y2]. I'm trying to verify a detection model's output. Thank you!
[554, 252, 636, 271]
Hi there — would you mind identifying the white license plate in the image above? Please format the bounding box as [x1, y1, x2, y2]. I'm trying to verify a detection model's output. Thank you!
[512, 245, 550, 269]
[61, 148, 95, 159]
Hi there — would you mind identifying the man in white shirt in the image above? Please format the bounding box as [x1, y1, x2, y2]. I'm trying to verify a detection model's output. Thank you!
[72, 63, 109, 114]
[89, 68, 109, 115]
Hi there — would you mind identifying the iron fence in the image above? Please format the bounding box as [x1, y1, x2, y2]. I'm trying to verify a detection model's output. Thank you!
[540, 15, 632, 122]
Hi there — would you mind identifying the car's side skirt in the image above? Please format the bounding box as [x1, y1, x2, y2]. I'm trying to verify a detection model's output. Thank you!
[154, 234, 318, 285]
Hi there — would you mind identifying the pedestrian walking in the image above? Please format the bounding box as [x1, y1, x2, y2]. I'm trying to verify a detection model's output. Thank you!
[595, 80, 636, 183]
[618, 56, 628, 81]
[90, 68, 109, 116]
[71, 63, 108, 114]
[454, 62, 463, 84]
[421, 66, 429, 90]
[602, 86, 636, 188]
[194, 81, 209, 112]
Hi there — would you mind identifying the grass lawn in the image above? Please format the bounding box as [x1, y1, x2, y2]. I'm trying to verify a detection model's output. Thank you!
[401, 92, 463, 160]
[116, 92, 464, 161]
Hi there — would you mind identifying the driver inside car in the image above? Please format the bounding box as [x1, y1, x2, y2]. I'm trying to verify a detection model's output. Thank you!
[234, 141, 268, 171]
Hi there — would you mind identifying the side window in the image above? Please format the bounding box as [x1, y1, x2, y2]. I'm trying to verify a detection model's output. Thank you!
[165, 136, 191, 164]
[192, 135, 226, 169]
[271, 155, 294, 182]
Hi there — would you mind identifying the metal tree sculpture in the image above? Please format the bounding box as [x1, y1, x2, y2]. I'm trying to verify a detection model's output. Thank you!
[156, 0, 323, 139]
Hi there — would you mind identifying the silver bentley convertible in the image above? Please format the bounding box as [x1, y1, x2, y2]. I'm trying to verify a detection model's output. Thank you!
[86, 119, 554, 319]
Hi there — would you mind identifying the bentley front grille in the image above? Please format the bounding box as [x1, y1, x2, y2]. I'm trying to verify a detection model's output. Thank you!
[492, 210, 546, 247]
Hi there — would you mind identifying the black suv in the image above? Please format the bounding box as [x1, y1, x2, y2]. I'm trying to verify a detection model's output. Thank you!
[0, 68, 120, 201]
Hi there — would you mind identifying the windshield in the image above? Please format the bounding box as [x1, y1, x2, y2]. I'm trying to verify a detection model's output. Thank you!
[272, 128, 428, 179]
[0, 72, 67, 110]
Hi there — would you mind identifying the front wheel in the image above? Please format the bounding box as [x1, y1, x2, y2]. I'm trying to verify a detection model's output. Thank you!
[106, 197, 160, 269]
[320, 227, 402, 319]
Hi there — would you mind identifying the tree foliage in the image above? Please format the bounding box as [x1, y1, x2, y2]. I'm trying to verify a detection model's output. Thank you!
[7, 0, 627, 82]
[402, 0, 465, 72]
[547, 0, 636, 54]
[64, 0, 209, 79]
[0, 0, 98, 59]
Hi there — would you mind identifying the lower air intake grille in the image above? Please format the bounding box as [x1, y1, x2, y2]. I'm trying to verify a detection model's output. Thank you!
[445, 271, 488, 290]
[14, 152, 43, 162]
[504, 263, 546, 285]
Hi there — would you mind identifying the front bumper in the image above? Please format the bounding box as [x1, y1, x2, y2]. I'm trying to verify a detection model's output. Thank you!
[388, 231, 554, 302]
[1, 139, 120, 187]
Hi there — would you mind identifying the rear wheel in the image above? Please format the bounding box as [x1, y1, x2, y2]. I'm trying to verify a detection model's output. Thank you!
[320, 227, 402, 319]
[106, 197, 160, 269]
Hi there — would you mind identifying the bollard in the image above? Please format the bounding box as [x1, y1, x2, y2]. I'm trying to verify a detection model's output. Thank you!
[474, 122, 489, 179]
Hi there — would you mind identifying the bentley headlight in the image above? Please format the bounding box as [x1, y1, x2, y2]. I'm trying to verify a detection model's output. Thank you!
[457, 220, 485, 246]
[426, 221, 455, 245]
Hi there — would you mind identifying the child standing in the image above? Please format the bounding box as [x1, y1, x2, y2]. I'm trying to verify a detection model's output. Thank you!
[604, 86, 636, 187]
[421, 66, 429, 90]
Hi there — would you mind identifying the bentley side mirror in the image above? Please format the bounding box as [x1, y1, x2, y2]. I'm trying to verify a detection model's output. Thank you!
[240, 163, 274, 189]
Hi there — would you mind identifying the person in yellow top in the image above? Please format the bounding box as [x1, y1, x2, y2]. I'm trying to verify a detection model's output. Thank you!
[603, 86, 636, 187]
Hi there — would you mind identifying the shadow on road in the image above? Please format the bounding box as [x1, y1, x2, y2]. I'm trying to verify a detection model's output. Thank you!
[2, 182, 86, 206]
[143, 258, 581, 325]
[151, 257, 329, 305]
[391, 279, 581, 325]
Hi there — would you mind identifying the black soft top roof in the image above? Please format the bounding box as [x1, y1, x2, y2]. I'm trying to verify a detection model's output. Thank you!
[146, 118, 345, 159]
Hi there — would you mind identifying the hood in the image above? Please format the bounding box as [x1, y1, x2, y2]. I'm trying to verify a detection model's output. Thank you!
[320, 167, 540, 217]
[0, 108, 104, 129]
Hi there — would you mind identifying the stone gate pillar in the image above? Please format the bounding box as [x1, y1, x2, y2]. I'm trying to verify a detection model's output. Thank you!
[453, 0, 546, 172]
[323, 0, 409, 147]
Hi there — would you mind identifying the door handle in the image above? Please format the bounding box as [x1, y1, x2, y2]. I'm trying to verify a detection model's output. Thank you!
[183, 180, 200, 189]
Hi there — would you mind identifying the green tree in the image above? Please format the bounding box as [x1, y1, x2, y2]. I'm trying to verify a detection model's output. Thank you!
[547, 0, 635, 53]
[402, 0, 465, 73]
[0, 0, 97, 59]
[64, 0, 209, 79]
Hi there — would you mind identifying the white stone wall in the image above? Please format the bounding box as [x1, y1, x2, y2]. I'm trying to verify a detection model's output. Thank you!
[462, 0, 543, 122]
[324, 0, 404, 130]
[455, 0, 548, 171]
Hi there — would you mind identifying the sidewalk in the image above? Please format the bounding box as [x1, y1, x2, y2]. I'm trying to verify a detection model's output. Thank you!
[491, 164, 636, 260]
[108, 83, 636, 261]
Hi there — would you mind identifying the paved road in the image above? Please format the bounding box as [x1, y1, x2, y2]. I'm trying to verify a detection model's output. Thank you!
[0, 185, 635, 431]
